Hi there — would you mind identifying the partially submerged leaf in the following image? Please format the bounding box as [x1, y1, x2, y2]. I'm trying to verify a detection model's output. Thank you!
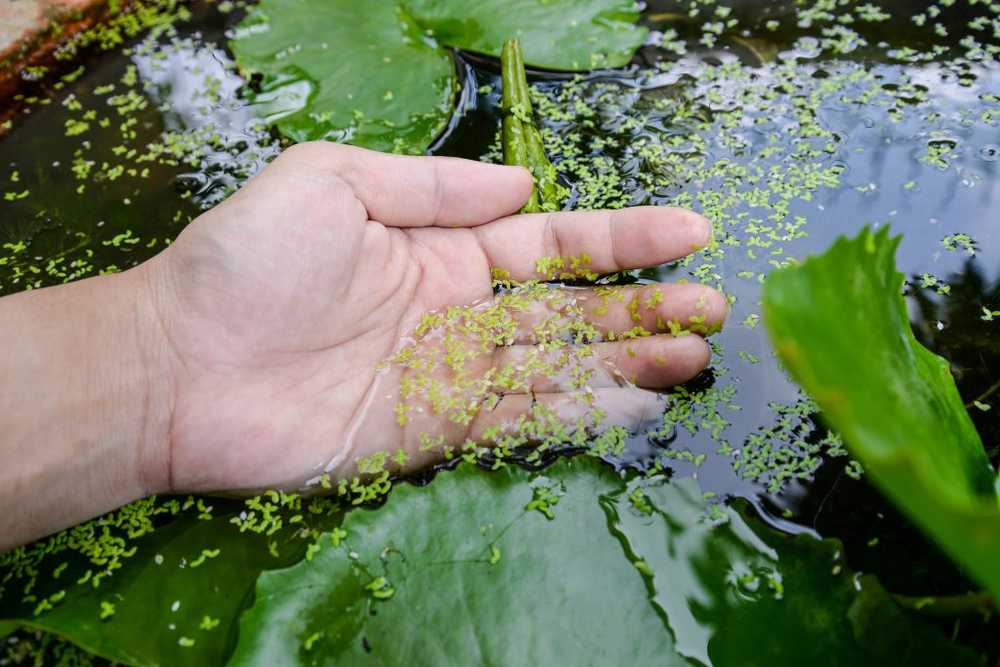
[763, 227, 1000, 599]
[229, 0, 455, 153]
[228, 0, 646, 152]
[229, 458, 973, 666]
[229, 457, 677, 665]
[501, 39, 568, 213]
[405, 0, 646, 70]
[0, 503, 328, 667]
[606, 477, 977, 666]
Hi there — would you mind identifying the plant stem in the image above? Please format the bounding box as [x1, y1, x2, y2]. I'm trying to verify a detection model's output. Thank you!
[500, 39, 567, 214]
[892, 591, 994, 619]
[966, 377, 1000, 409]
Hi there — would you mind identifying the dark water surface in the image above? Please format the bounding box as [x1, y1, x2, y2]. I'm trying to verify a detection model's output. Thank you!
[2, 0, 1000, 657]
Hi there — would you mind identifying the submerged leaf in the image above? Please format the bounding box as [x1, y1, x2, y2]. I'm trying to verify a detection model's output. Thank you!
[0, 504, 328, 666]
[607, 477, 976, 666]
[229, 458, 973, 666]
[763, 227, 1000, 599]
[229, 458, 676, 665]
[228, 0, 646, 152]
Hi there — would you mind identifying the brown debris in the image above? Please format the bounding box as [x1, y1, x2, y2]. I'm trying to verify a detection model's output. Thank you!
[0, 0, 120, 115]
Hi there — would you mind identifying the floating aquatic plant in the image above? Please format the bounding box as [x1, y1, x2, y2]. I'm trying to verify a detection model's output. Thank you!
[500, 39, 568, 213]
[228, 0, 647, 153]
[4, 0, 1000, 662]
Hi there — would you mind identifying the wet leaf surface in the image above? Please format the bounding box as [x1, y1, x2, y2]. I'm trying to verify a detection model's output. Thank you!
[404, 0, 646, 70]
[229, 457, 679, 666]
[228, 0, 645, 152]
[229, 0, 455, 153]
[764, 227, 1000, 599]
[229, 457, 975, 666]
[0, 503, 327, 666]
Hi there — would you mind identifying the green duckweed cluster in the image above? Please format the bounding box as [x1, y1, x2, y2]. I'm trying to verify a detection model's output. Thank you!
[373, 255, 714, 474]
[2, 630, 100, 667]
[1, 17, 277, 296]
[725, 399, 861, 494]
[1, 0, 188, 86]
[476, 0, 1000, 489]
[1, 496, 211, 604]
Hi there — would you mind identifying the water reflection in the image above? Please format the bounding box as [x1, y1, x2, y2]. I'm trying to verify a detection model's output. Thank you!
[132, 34, 278, 208]
[603, 474, 977, 665]
[911, 260, 1000, 459]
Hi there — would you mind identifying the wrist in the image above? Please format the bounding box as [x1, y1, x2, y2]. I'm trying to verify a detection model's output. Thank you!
[124, 259, 179, 497]
[0, 265, 177, 549]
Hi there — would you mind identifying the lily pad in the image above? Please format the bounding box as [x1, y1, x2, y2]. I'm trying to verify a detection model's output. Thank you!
[229, 0, 455, 153]
[404, 0, 645, 70]
[763, 227, 1000, 599]
[228, 457, 973, 666]
[228, 0, 646, 153]
[0, 500, 331, 666]
[606, 477, 976, 666]
[228, 457, 677, 665]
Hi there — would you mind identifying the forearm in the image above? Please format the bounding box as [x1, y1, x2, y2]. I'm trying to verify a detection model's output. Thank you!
[0, 267, 171, 550]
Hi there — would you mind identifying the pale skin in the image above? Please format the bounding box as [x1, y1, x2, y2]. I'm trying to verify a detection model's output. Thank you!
[0, 142, 728, 551]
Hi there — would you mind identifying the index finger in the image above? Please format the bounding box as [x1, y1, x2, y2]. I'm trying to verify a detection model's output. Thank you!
[269, 142, 534, 228]
[473, 207, 713, 280]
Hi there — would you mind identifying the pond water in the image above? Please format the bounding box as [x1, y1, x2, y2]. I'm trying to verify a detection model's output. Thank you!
[2, 0, 1000, 661]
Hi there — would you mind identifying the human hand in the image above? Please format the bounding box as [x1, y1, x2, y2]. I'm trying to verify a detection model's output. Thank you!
[139, 143, 727, 494]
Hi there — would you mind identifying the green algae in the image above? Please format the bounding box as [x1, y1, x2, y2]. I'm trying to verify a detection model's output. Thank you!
[373, 257, 666, 474]
[480, 1, 1000, 499]
[729, 399, 859, 494]
[0, 27, 278, 296]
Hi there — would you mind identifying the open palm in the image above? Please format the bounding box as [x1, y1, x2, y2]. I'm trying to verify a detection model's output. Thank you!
[144, 143, 726, 494]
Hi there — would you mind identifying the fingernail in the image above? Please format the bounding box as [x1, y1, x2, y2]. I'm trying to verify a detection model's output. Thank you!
[691, 214, 713, 249]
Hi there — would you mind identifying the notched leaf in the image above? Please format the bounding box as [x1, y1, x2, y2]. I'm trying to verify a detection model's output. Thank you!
[229, 0, 646, 152]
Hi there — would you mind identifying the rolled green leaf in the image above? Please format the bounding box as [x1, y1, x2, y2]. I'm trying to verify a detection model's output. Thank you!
[763, 226, 1000, 601]
[501, 39, 568, 214]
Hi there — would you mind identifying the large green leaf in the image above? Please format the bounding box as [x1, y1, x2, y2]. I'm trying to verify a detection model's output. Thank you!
[229, 457, 974, 666]
[228, 0, 455, 153]
[228, 0, 646, 153]
[762, 227, 1000, 598]
[606, 478, 976, 666]
[228, 457, 678, 665]
[404, 0, 645, 70]
[0, 502, 328, 666]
